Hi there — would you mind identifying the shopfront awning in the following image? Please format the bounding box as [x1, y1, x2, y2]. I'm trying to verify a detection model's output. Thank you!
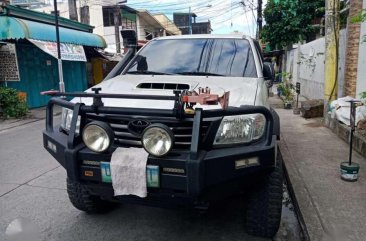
[0, 16, 106, 48]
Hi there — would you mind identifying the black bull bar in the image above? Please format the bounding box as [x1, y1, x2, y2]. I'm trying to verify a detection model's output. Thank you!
[44, 90, 274, 196]
[45, 90, 274, 154]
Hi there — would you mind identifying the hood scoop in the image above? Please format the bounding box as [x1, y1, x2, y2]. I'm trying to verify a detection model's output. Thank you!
[136, 82, 190, 90]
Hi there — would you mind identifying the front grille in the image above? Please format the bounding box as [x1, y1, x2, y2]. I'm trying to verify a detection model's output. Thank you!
[86, 114, 213, 150]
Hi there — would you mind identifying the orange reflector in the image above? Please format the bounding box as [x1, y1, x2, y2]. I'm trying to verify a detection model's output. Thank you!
[84, 171, 94, 177]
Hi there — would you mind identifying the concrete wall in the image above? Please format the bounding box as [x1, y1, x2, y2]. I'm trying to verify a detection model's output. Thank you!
[33, 2, 104, 36]
[356, 0, 366, 97]
[136, 14, 165, 41]
[89, 5, 104, 36]
[103, 26, 122, 52]
[286, 29, 347, 100]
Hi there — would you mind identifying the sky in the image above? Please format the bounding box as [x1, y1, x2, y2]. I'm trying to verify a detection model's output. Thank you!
[118, 0, 267, 37]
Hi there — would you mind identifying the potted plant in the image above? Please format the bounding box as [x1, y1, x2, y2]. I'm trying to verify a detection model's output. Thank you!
[277, 73, 295, 109]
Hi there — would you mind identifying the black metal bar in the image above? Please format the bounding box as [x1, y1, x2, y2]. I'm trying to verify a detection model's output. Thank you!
[201, 106, 272, 117]
[349, 101, 355, 165]
[46, 101, 54, 132]
[187, 108, 203, 196]
[67, 103, 83, 149]
[45, 97, 275, 149]
[48, 92, 177, 101]
[104, 48, 135, 80]
[190, 108, 202, 159]
[65, 146, 83, 182]
[49, 97, 75, 109]
[80, 106, 175, 117]
[46, 98, 76, 132]
[173, 90, 183, 119]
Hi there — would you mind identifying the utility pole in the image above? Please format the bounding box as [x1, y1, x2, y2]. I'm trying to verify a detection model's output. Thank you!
[68, 0, 78, 21]
[80, 6, 89, 25]
[257, 0, 262, 39]
[324, 0, 339, 107]
[53, 0, 65, 92]
[114, 1, 127, 53]
[114, 5, 121, 53]
[189, 6, 192, 35]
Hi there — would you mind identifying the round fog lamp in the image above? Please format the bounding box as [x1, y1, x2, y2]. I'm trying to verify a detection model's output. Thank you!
[142, 124, 174, 157]
[82, 122, 113, 153]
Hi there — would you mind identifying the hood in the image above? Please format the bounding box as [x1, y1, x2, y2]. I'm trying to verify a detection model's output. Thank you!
[75, 75, 259, 110]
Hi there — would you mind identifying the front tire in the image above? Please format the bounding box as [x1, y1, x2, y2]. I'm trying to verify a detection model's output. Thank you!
[66, 178, 115, 213]
[245, 159, 283, 238]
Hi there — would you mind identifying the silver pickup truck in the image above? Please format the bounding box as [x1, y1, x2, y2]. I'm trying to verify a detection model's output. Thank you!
[43, 31, 282, 238]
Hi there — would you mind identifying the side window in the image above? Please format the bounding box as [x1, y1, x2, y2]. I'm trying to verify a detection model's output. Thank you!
[253, 40, 264, 70]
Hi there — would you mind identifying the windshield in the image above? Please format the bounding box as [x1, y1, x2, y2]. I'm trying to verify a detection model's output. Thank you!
[124, 38, 257, 77]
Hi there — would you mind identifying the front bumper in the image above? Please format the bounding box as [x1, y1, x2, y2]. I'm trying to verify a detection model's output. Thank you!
[43, 97, 277, 204]
[44, 129, 276, 200]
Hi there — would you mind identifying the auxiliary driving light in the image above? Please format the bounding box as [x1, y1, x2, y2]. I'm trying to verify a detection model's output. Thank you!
[142, 124, 174, 157]
[82, 122, 114, 153]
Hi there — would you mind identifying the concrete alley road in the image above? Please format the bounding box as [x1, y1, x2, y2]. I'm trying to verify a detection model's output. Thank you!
[0, 119, 298, 241]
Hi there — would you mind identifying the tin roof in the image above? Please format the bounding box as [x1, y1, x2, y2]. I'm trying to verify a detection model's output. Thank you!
[0, 16, 106, 48]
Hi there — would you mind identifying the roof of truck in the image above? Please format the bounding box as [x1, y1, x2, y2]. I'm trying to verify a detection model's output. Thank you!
[156, 34, 252, 40]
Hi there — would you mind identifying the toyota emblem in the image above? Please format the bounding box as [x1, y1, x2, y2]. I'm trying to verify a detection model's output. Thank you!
[128, 120, 150, 136]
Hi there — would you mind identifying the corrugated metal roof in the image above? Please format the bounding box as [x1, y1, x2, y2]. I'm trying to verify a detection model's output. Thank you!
[0, 16, 106, 48]
[3, 5, 94, 33]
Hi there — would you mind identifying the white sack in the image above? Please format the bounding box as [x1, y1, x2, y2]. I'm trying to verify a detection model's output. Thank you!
[330, 96, 366, 126]
[110, 147, 149, 198]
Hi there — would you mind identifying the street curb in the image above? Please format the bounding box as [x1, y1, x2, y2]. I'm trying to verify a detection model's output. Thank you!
[0, 112, 61, 132]
[279, 147, 310, 241]
[279, 137, 326, 241]
[0, 119, 41, 133]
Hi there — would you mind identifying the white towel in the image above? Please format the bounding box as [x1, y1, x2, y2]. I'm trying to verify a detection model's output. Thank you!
[110, 147, 149, 198]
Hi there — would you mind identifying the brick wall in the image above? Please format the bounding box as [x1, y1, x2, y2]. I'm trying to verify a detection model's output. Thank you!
[344, 0, 363, 97]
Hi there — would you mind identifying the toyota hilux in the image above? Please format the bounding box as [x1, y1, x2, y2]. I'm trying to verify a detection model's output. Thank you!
[43, 32, 282, 238]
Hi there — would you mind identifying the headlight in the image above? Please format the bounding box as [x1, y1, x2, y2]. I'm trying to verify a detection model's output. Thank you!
[60, 108, 80, 134]
[214, 114, 266, 145]
[82, 122, 113, 153]
[142, 124, 174, 157]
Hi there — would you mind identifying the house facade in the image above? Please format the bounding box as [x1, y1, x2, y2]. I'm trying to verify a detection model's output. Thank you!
[30, 2, 181, 53]
[0, 5, 106, 108]
[173, 12, 211, 35]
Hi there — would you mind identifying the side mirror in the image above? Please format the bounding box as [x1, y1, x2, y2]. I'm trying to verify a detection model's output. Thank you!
[263, 62, 275, 88]
[121, 29, 137, 48]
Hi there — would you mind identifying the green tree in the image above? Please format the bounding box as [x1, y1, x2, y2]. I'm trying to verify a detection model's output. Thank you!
[352, 9, 366, 43]
[262, 0, 325, 50]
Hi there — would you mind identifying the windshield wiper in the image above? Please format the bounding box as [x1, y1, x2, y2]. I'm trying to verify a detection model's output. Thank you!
[126, 70, 171, 75]
[176, 71, 224, 76]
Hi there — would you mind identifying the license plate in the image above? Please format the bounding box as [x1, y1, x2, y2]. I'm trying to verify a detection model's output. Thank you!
[146, 165, 160, 188]
[100, 162, 112, 183]
[100, 162, 160, 188]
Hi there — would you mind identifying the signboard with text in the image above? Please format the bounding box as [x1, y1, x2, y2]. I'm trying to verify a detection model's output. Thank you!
[29, 40, 87, 62]
[0, 43, 20, 82]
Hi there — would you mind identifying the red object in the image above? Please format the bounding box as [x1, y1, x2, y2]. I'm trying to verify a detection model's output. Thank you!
[40, 90, 60, 96]
[181, 87, 230, 109]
